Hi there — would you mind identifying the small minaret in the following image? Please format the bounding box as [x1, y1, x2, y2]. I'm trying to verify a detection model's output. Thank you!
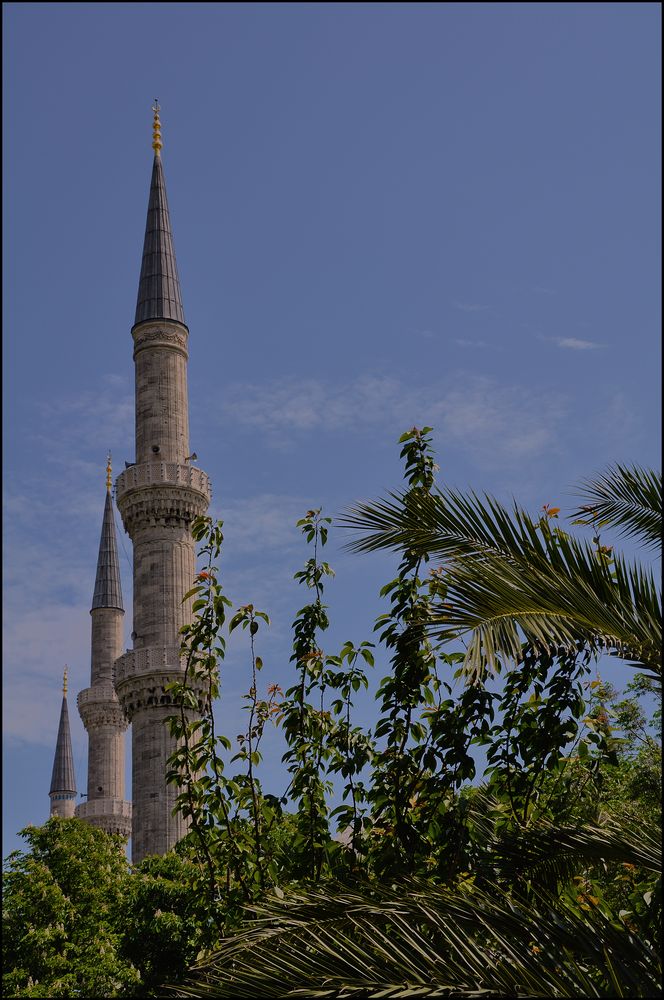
[76, 456, 132, 838]
[49, 668, 77, 818]
[114, 104, 211, 862]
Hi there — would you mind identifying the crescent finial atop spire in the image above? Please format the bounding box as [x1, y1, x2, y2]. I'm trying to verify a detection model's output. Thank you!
[152, 99, 163, 155]
[63, 666, 68, 696]
[106, 451, 112, 493]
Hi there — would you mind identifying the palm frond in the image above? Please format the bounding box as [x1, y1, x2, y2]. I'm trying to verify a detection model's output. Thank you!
[340, 488, 661, 680]
[491, 817, 662, 888]
[455, 788, 660, 890]
[341, 487, 538, 561]
[435, 539, 661, 679]
[165, 875, 660, 998]
[572, 465, 662, 552]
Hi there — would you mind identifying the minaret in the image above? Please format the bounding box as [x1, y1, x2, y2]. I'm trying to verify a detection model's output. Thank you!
[49, 669, 77, 818]
[75, 456, 132, 838]
[114, 104, 211, 863]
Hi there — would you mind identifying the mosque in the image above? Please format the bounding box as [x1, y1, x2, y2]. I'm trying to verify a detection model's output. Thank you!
[48, 105, 210, 864]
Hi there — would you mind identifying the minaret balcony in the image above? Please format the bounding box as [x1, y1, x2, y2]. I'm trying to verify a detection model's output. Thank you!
[75, 798, 132, 838]
[116, 461, 211, 498]
[78, 685, 128, 730]
[115, 462, 211, 534]
[115, 645, 208, 721]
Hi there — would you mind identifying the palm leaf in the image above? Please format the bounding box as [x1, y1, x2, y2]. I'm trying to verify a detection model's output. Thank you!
[572, 465, 662, 552]
[452, 787, 661, 893]
[490, 818, 662, 890]
[164, 875, 660, 998]
[340, 487, 661, 680]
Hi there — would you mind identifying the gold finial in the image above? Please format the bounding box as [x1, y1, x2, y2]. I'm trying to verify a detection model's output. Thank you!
[63, 667, 68, 696]
[152, 99, 163, 155]
[106, 451, 112, 493]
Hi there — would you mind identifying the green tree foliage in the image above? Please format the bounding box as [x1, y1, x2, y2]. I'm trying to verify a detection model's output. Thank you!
[2, 820, 220, 998]
[279, 508, 336, 879]
[119, 852, 218, 996]
[2, 818, 139, 998]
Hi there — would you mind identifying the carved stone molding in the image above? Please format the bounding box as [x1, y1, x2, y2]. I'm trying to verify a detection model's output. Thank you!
[79, 703, 128, 731]
[77, 685, 129, 731]
[116, 486, 210, 535]
[132, 323, 189, 359]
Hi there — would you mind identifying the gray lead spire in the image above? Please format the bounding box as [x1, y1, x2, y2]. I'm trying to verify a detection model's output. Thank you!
[134, 107, 185, 326]
[91, 488, 123, 612]
[49, 670, 77, 817]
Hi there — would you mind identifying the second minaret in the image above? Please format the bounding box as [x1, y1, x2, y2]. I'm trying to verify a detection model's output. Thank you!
[76, 457, 132, 839]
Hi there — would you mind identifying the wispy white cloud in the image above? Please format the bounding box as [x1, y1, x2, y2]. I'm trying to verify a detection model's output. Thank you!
[429, 377, 565, 464]
[220, 375, 408, 436]
[554, 337, 604, 351]
[209, 493, 309, 557]
[35, 377, 134, 464]
[586, 389, 643, 456]
[2, 604, 93, 748]
[7, 374, 134, 538]
[219, 374, 566, 468]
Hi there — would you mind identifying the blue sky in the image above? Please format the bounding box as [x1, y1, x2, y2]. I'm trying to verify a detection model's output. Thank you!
[3, 2, 661, 858]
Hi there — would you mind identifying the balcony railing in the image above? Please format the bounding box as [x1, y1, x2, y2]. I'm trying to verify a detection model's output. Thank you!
[76, 798, 132, 819]
[115, 462, 210, 497]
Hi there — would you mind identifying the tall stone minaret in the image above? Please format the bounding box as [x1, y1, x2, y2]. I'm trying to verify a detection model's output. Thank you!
[75, 457, 132, 839]
[49, 669, 77, 818]
[114, 104, 211, 863]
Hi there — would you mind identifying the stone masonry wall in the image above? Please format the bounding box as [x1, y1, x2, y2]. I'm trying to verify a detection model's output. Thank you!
[132, 527, 196, 648]
[86, 723, 126, 801]
[130, 705, 189, 861]
[91, 611, 124, 686]
[133, 323, 189, 466]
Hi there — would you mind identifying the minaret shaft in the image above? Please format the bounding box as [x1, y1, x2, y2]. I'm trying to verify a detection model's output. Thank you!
[131, 707, 190, 859]
[81, 606, 126, 803]
[91, 608, 124, 686]
[135, 342, 190, 466]
[132, 527, 197, 648]
[86, 725, 125, 800]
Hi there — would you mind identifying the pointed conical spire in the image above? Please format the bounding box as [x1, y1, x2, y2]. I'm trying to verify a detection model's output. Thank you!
[134, 102, 186, 327]
[91, 456, 123, 611]
[49, 669, 76, 797]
